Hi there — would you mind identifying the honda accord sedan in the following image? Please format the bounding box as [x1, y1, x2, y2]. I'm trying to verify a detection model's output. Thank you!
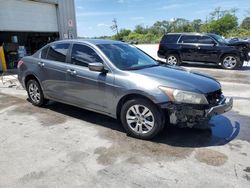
[18, 39, 233, 140]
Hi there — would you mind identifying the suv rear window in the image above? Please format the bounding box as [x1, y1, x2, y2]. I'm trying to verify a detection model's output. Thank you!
[179, 35, 199, 43]
[46, 43, 70, 62]
[161, 34, 180, 44]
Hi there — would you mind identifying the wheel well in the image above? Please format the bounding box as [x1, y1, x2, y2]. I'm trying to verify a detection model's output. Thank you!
[220, 53, 239, 62]
[24, 74, 39, 88]
[116, 94, 156, 120]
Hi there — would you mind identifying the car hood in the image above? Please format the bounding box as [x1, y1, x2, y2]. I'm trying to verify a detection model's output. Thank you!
[227, 41, 250, 50]
[132, 65, 221, 94]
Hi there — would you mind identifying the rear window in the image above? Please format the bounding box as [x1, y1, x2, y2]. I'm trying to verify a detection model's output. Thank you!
[179, 35, 199, 43]
[161, 34, 180, 44]
[46, 43, 70, 62]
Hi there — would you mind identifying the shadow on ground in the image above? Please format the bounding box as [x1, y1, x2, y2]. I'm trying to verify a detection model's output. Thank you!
[44, 101, 240, 148]
[182, 62, 250, 71]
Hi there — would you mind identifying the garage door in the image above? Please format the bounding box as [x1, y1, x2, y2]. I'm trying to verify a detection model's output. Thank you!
[0, 0, 58, 32]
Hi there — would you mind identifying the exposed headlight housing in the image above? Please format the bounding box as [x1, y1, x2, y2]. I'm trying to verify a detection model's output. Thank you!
[159, 86, 208, 105]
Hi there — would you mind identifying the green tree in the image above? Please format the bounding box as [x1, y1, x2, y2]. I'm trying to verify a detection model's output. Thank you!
[205, 14, 238, 35]
[191, 19, 203, 32]
[134, 25, 147, 34]
[241, 17, 250, 29]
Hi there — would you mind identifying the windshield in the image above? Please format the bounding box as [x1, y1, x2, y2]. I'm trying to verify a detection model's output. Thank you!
[97, 43, 158, 70]
[210, 34, 228, 44]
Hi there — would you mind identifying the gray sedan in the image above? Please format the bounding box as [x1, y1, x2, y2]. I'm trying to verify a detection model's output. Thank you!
[18, 39, 233, 139]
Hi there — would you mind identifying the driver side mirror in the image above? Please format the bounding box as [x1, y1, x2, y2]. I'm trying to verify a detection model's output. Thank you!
[88, 62, 107, 73]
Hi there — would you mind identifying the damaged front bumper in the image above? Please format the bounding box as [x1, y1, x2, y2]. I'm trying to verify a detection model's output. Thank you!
[160, 96, 233, 128]
[206, 97, 233, 118]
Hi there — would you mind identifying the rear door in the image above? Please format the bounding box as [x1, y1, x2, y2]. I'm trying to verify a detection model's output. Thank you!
[196, 36, 218, 62]
[66, 43, 115, 113]
[38, 42, 70, 100]
[178, 35, 199, 61]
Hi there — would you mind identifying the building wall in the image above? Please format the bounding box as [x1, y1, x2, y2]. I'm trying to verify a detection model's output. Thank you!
[0, 0, 77, 39]
[0, 0, 59, 32]
[57, 0, 77, 39]
[37, 0, 77, 39]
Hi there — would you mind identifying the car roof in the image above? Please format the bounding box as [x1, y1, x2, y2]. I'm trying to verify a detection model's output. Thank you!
[51, 39, 124, 45]
[166, 32, 213, 36]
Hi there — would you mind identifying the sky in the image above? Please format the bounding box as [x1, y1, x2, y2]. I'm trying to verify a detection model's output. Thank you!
[75, 0, 250, 38]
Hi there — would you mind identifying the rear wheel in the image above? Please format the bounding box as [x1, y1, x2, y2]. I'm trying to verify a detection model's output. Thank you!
[166, 54, 181, 66]
[120, 98, 164, 140]
[221, 55, 242, 70]
[27, 79, 48, 106]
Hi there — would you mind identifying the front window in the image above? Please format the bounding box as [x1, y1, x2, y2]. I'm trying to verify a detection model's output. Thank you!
[97, 43, 158, 70]
[71, 44, 103, 67]
[210, 34, 228, 44]
[198, 36, 215, 44]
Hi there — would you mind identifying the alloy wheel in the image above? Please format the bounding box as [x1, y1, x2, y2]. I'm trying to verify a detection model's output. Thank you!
[126, 104, 155, 134]
[223, 56, 237, 69]
[167, 55, 177, 65]
[28, 83, 41, 104]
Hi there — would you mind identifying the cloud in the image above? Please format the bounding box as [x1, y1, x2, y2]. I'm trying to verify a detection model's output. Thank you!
[77, 6, 84, 9]
[131, 16, 145, 20]
[97, 23, 110, 27]
[77, 11, 119, 17]
[161, 4, 183, 10]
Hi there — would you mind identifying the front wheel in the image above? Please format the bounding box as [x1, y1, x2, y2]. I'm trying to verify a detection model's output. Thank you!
[166, 54, 181, 66]
[27, 79, 48, 106]
[120, 98, 164, 140]
[221, 55, 242, 70]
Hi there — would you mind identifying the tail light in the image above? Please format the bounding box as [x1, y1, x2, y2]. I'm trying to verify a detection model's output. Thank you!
[17, 60, 24, 69]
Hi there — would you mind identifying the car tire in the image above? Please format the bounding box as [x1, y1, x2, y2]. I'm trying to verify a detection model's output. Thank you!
[166, 54, 181, 66]
[221, 54, 242, 70]
[26, 79, 48, 107]
[120, 98, 165, 140]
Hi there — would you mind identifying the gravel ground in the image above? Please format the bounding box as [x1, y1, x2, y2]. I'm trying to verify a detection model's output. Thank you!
[0, 45, 250, 188]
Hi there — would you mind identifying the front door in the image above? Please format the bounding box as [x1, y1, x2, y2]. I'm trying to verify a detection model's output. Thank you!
[196, 36, 218, 63]
[65, 43, 115, 114]
[38, 43, 70, 101]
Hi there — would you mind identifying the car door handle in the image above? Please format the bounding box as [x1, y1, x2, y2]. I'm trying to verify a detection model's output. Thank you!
[38, 62, 45, 67]
[67, 69, 77, 75]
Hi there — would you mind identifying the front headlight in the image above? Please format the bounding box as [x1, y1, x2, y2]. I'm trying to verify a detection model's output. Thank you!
[159, 86, 208, 104]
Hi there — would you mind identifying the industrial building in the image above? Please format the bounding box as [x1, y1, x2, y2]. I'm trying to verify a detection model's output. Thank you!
[0, 0, 77, 70]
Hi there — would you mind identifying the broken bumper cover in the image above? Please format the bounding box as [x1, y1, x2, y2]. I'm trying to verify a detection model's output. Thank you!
[160, 96, 233, 127]
[206, 97, 233, 118]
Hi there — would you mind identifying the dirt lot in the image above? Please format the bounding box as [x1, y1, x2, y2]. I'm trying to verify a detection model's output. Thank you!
[0, 47, 250, 187]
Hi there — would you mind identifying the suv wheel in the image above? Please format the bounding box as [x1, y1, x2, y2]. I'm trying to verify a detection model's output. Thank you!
[166, 54, 180, 66]
[120, 98, 164, 140]
[221, 55, 242, 70]
[27, 79, 48, 106]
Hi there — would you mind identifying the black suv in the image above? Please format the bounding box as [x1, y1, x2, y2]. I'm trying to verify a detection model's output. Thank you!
[158, 33, 250, 69]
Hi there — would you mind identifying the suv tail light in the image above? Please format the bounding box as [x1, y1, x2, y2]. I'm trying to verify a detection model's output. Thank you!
[17, 60, 24, 69]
